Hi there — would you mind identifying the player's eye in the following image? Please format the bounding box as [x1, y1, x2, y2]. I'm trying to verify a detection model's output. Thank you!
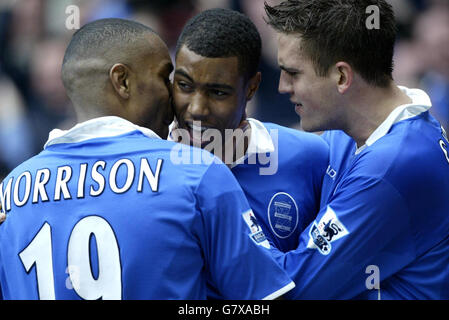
[281, 68, 301, 78]
[210, 89, 229, 99]
[286, 70, 299, 77]
[177, 80, 193, 93]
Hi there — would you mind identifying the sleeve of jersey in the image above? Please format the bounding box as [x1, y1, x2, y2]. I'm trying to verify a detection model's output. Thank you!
[271, 173, 416, 299]
[307, 134, 330, 223]
[195, 162, 295, 300]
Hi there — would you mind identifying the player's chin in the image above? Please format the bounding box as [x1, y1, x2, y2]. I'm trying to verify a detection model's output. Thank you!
[299, 118, 320, 133]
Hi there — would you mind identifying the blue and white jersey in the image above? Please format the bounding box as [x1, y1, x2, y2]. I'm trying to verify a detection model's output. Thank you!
[230, 119, 329, 252]
[272, 87, 449, 299]
[0, 116, 294, 300]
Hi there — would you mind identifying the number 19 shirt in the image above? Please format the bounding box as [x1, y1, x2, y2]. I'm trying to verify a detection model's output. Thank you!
[0, 116, 294, 300]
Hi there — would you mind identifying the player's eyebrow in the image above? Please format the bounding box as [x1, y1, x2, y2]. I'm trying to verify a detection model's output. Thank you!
[205, 83, 234, 92]
[174, 69, 194, 82]
[279, 65, 301, 74]
[175, 69, 235, 92]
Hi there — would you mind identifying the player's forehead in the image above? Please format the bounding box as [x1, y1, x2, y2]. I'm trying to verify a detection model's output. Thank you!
[277, 33, 309, 68]
[175, 45, 242, 86]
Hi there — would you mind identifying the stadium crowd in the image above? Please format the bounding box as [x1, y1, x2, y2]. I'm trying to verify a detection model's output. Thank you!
[0, 0, 448, 181]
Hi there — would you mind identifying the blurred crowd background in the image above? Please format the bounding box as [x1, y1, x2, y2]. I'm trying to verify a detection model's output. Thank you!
[0, 0, 448, 180]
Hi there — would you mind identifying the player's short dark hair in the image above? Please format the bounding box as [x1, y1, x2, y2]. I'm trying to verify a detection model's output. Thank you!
[264, 0, 396, 87]
[61, 18, 157, 91]
[175, 8, 262, 81]
[63, 18, 157, 65]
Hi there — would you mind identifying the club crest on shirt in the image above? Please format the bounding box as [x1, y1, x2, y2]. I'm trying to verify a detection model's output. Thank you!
[307, 206, 349, 255]
[267, 192, 299, 239]
[242, 210, 270, 249]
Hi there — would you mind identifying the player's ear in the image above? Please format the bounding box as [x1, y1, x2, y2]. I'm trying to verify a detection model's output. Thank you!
[245, 72, 261, 101]
[109, 63, 131, 99]
[334, 62, 353, 94]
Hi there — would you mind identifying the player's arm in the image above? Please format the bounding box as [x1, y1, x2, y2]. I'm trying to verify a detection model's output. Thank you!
[303, 132, 330, 224]
[271, 173, 415, 299]
[195, 162, 295, 300]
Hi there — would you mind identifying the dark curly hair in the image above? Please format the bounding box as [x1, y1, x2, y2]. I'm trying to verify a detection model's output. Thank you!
[265, 0, 397, 87]
[175, 8, 262, 81]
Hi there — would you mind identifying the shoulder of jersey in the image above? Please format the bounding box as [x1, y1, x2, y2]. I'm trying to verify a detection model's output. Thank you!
[356, 119, 445, 178]
[262, 122, 329, 153]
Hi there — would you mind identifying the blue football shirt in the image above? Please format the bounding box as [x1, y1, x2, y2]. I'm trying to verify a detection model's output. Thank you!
[0, 116, 295, 300]
[231, 119, 329, 252]
[271, 87, 449, 299]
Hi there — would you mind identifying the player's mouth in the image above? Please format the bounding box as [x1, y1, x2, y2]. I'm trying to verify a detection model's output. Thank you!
[185, 122, 212, 133]
[184, 121, 216, 147]
[292, 101, 303, 114]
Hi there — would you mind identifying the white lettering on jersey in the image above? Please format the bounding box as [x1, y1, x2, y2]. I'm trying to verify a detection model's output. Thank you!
[90, 161, 106, 197]
[0, 178, 13, 212]
[137, 158, 163, 192]
[13, 171, 32, 207]
[32, 169, 51, 203]
[77, 163, 88, 198]
[109, 159, 135, 194]
[0, 158, 163, 212]
[54, 166, 73, 201]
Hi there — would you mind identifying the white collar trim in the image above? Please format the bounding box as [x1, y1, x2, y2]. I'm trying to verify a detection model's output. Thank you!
[355, 86, 432, 154]
[230, 118, 275, 168]
[44, 116, 161, 149]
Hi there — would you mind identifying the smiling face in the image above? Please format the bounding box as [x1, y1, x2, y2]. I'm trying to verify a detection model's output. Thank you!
[277, 33, 343, 132]
[173, 45, 253, 147]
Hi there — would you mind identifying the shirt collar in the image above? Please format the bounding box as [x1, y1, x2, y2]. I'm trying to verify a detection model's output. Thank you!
[44, 116, 161, 149]
[167, 118, 275, 167]
[230, 118, 275, 168]
[355, 86, 432, 154]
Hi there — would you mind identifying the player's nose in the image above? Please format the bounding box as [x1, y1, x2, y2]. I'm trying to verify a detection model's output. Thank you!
[278, 71, 293, 95]
[188, 92, 210, 120]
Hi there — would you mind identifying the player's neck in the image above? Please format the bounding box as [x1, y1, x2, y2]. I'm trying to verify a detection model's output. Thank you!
[73, 99, 125, 124]
[221, 119, 251, 167]
[345, 82, 412, 148]
[75, 108, 109, 124]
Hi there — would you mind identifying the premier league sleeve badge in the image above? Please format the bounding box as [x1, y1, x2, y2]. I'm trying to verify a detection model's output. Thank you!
[242, 210, 271, 249]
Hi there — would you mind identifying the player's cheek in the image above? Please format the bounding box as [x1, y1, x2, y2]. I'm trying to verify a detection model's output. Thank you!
[172, 92, 189, 117]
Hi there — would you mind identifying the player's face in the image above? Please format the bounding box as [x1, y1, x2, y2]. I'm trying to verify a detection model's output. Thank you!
[277, 33, 341, 132]
[173, 45, 248, 147]
[131, 36, 174, 139]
